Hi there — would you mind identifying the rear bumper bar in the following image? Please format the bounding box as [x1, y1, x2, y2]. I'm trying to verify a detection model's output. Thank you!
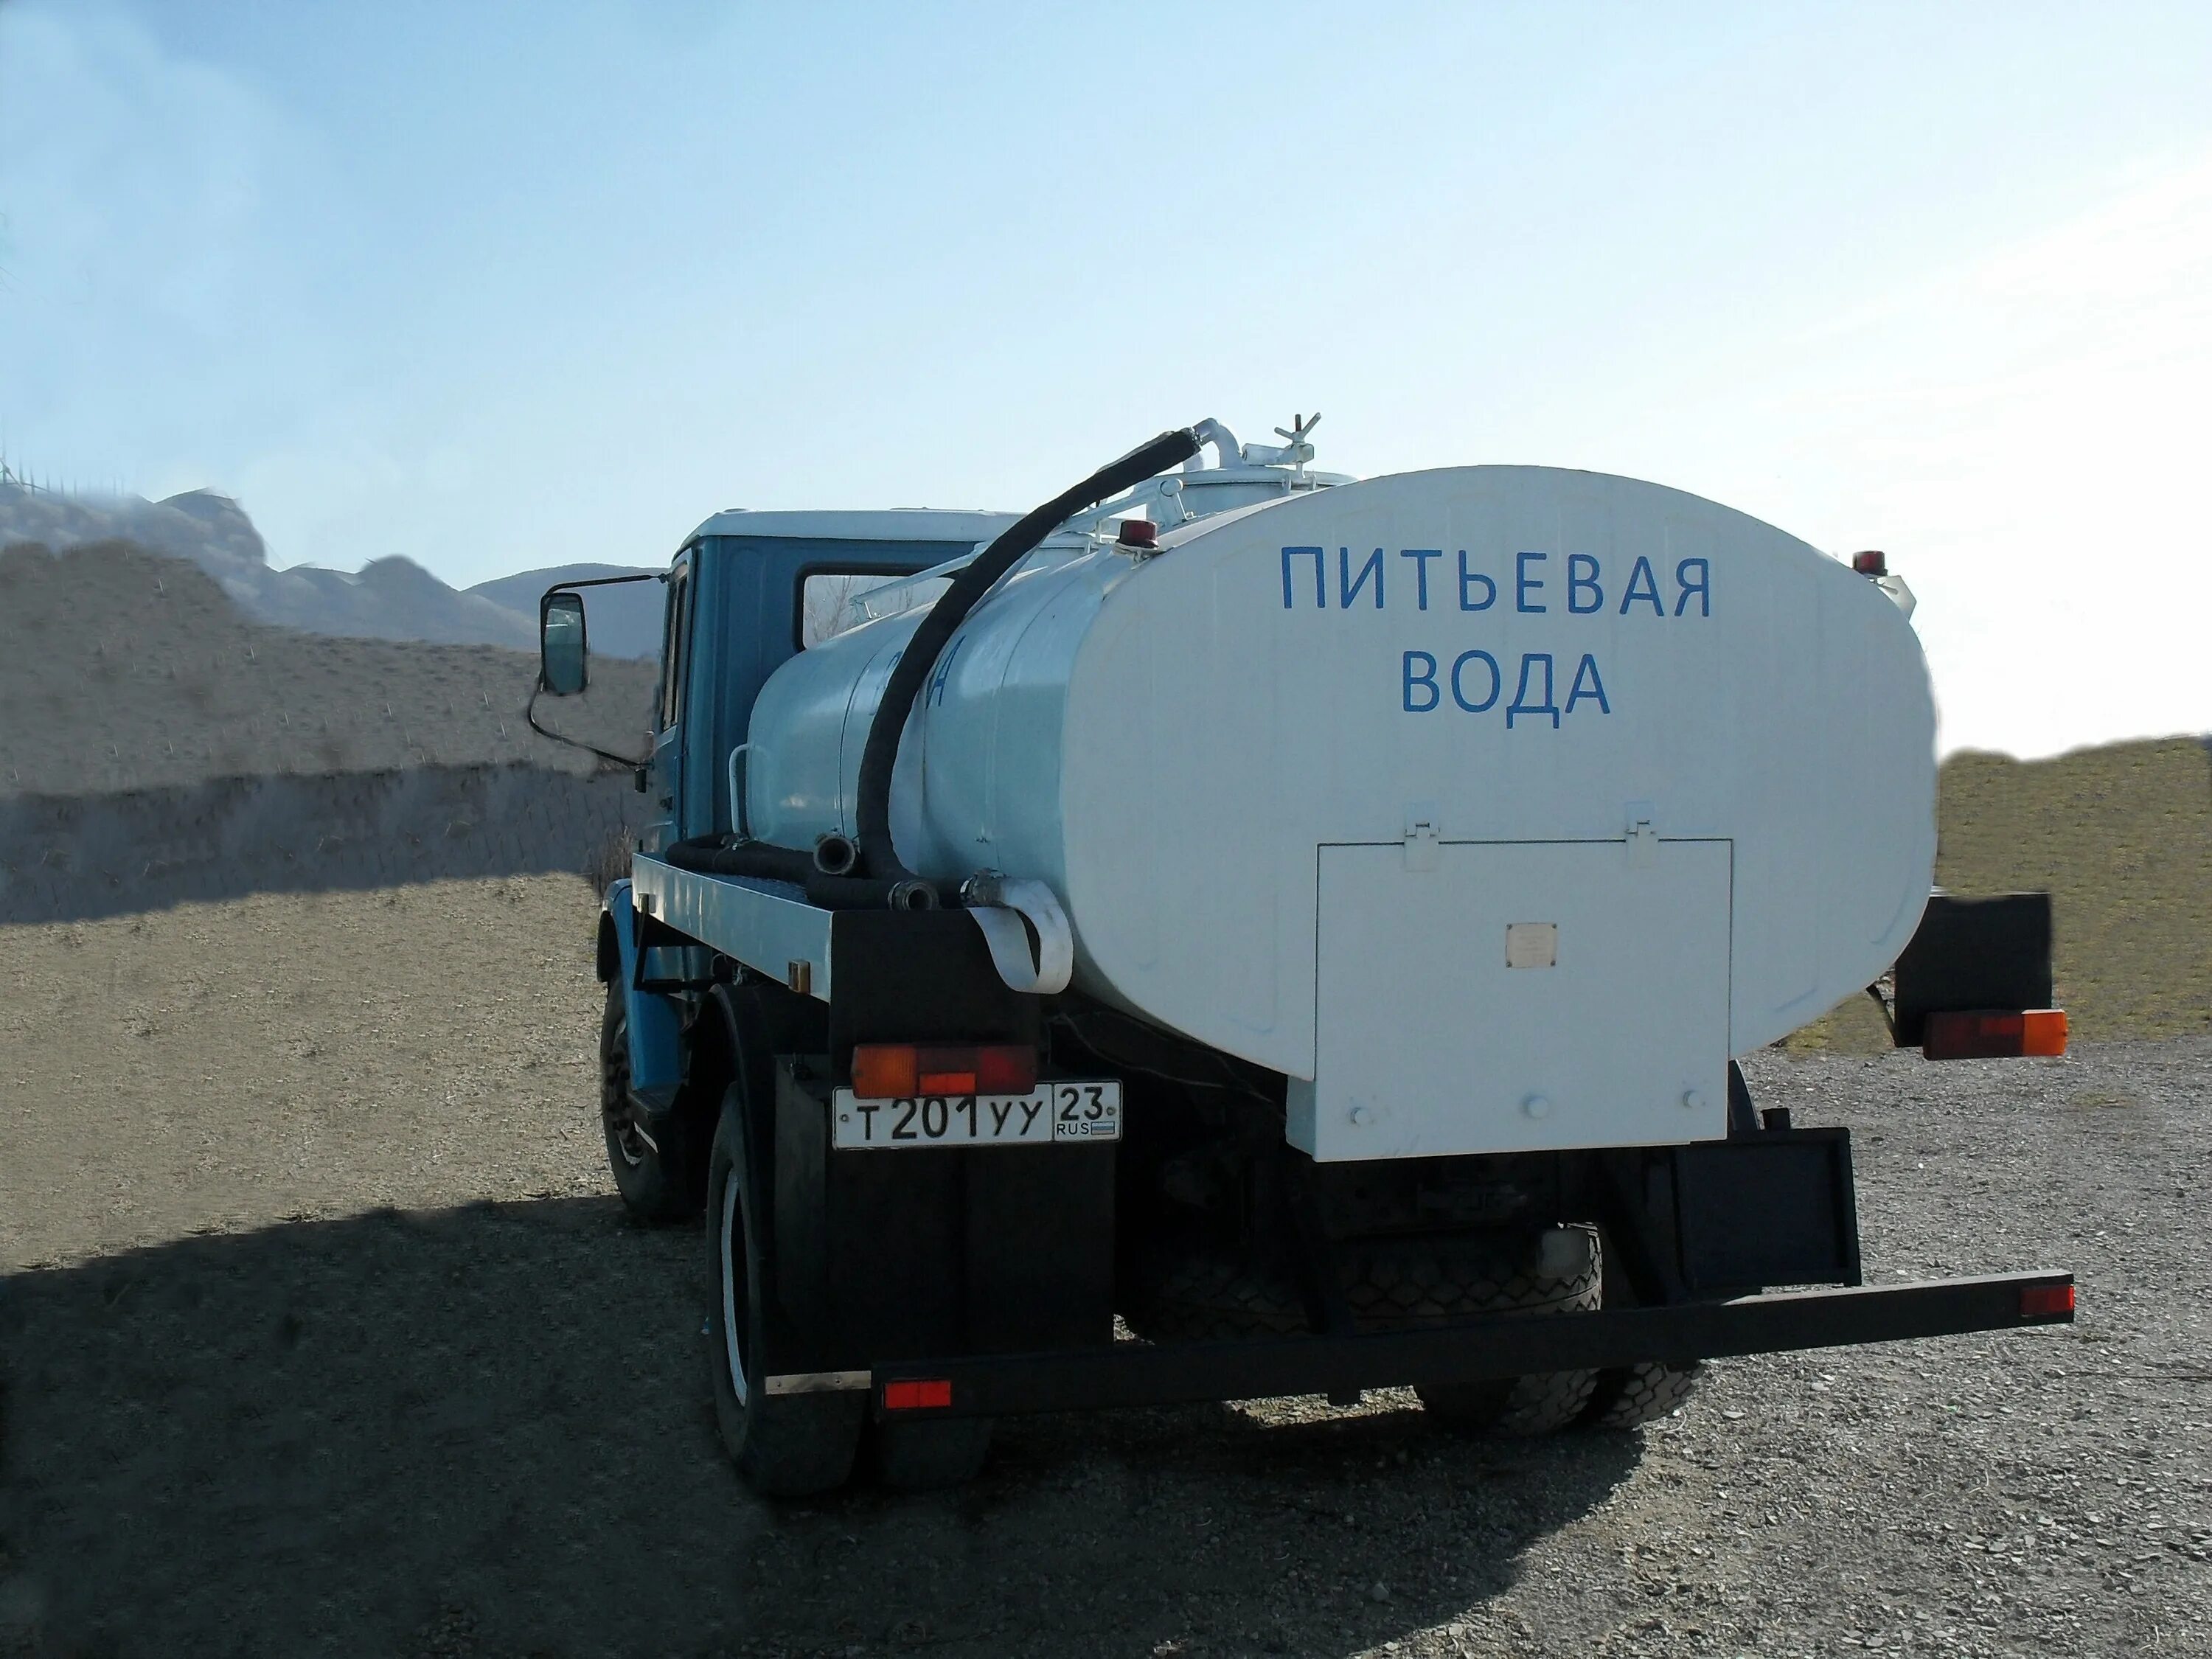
[845, 1270, 2073, 1420]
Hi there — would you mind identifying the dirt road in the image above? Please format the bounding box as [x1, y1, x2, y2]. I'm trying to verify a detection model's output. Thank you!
[3, 879, 2207, 1657]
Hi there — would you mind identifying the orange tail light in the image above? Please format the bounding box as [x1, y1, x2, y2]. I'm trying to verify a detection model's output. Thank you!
[849, 1043, 1038, 1097]
[1922, 1009, 2067, 1061]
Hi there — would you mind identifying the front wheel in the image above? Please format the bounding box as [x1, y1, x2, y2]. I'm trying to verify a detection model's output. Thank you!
[600, 978, 703, 1223]
[704, 1091, 864, 1498]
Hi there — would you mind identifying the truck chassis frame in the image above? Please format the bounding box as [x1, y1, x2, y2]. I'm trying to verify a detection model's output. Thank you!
[857, 1270, 2076, 1421]
[599, 859, 2076, 1456]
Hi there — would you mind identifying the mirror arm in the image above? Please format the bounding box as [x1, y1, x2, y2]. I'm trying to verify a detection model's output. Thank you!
[524, 683, 654, 773]
[542, 570, 669, 597]
[527, 569, 668, 772]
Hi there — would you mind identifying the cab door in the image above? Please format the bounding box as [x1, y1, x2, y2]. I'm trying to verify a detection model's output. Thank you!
[643, 552, 693, 855]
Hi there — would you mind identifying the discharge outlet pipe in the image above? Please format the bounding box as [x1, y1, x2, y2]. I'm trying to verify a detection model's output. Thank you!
[852, 424, 1204, 886]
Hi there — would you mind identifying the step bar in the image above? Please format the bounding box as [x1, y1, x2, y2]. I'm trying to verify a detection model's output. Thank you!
[835, 1270, 2074, 1420]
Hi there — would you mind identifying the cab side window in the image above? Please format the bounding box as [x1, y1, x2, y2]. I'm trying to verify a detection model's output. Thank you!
[799, 569, 911, 649]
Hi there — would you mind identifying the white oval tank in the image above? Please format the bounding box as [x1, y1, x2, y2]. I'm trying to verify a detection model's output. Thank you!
[748, 465, 1935, 1158]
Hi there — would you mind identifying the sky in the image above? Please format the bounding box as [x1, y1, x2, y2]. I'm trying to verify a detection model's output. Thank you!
[2, 1, 2209, 759]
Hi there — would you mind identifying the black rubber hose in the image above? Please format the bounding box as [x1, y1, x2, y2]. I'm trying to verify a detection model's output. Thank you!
[811, 832, 860, 877]
[661, 838, 941, 911]
[804, 873, 940, 911]
[852, 425, 1203, 880]
[661, 836, 815, 886]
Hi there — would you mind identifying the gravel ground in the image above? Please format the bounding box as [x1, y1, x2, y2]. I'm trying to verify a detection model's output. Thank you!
[1, 881, 2208, 1658]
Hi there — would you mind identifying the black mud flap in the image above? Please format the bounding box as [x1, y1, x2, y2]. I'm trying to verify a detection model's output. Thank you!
[1892, 892, 2054, 1047]
[827, 907, 1040, 1071]
[1596, 1130, 1862, 1302]
[772, 1058, 1116, 1368]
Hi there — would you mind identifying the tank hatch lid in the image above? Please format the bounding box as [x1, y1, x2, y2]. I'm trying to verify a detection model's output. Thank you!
[689, 507, 1019, 546]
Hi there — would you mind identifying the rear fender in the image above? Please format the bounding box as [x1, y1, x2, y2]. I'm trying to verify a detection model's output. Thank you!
[703, 980, 838, 1363]
[594, 906, 621, 984]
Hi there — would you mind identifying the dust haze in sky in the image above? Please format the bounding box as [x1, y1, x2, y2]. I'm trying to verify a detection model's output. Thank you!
[3, 1, 2209, 759]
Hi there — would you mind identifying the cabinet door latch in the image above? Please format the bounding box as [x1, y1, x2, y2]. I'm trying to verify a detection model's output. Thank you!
[1627, 801, 1658, 868]
[1404, 802, 1441, 872]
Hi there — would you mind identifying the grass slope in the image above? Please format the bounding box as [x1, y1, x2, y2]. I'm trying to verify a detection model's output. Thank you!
[1790, 737, 2212, 1050]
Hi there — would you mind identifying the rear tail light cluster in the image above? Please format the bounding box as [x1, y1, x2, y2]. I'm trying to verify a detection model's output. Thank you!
[1921, 1009, 2067, 1060]
[849, 1043, 1039, 1097]
[2020, 1282, 2076, 1319]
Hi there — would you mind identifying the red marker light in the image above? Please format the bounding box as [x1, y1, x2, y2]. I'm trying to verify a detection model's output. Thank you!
[883, 1379, 953, 1411]
[2020, 1283, 2074, 1319]
[915, 1046, 978, 1095]
[975, 1045, 1039, 1093]
[1851, 550, 1888, 576]
[1116, 518, 1158, 549]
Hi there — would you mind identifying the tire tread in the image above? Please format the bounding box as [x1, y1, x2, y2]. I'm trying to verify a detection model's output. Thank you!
[1580, 1360, 1703, 1429]
[1126, 1227, 1604, 1437]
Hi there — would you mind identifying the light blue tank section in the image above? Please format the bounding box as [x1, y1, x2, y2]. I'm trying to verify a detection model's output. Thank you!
[741, 432, 1349, 883]
[742, 547, 1127, 894]
[742, 462, 1939, 1124]
[742, 608, 912, 844]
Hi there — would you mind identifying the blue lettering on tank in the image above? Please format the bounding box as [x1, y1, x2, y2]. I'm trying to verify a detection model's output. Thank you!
[1281, 546, 1326, 608]
[1515, 552, 1548, 613]
[1402, 651, 1441, 712]
[926, 634, 967, 707]
[1506, 653, 1558, 728]
[1450, 650, 1501, 712]
[1340, 546, 1385, 609]
[1674, 557, 1711, 617]
[1618, 557, 1663, 616]
[1565, 653, 1611, 714]
[1400, 549, 1442, 611]
[1458, 552, 1497, 612]
[1568, 554, 1604, 614]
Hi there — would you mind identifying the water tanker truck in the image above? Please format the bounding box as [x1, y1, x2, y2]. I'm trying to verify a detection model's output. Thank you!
[535, 417, 2074, 1496]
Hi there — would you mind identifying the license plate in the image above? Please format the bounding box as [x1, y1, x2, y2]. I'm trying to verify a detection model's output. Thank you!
[831, 1080, 1122, 1150]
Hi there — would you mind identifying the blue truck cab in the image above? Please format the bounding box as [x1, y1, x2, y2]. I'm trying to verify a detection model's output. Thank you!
[632, 509, 1012, 855]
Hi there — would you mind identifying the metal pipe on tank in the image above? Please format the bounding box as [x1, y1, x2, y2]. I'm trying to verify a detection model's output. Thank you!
[1190, 418, 1241, 470]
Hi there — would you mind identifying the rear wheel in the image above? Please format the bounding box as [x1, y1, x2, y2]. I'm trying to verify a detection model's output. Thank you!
[1121, 1250, 1314, 1343]
[1576, 1223, 1703, 1428]
[1124, 1225, 1604, 1436]
[600, 978, 703, 1223]
[1405, 1225, 1602, 1436]
[1579, 1360, 1703, 1428]
[705, 1091, 864, 1498]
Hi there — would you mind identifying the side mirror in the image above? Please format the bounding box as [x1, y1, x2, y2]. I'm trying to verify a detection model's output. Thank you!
[540, 590, 588, 695]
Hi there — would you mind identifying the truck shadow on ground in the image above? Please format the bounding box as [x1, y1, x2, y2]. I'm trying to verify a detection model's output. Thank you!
[1, 1200, 1643, 1658]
